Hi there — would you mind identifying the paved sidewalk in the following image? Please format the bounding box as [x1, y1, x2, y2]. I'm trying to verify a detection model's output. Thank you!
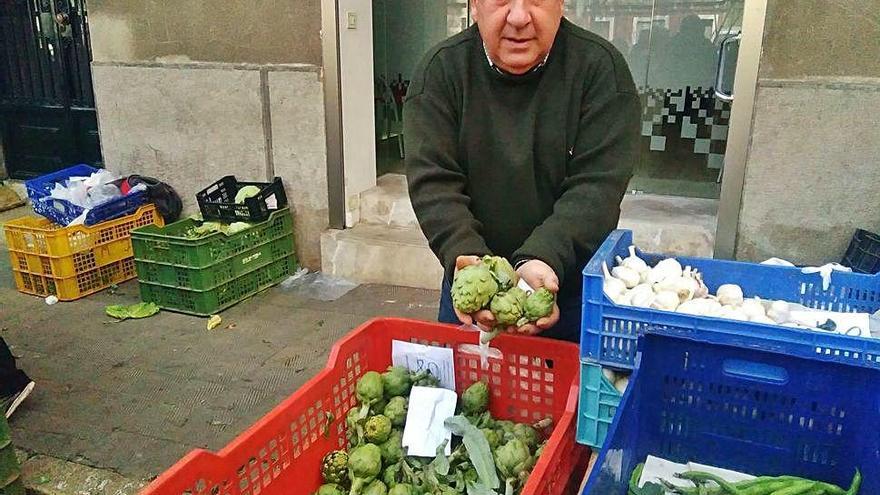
[1, 250, 438, 483]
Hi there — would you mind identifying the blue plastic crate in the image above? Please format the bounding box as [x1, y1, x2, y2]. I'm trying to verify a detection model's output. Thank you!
[582, 331, 880, 495]
[582, 229, 880, 371]
[576, 361, 622, 448]
[26, 164, 148, 226]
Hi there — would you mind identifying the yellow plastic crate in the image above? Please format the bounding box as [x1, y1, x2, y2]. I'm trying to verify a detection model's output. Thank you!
[4, 204, 163, 279]
[12, 258, 138, 301]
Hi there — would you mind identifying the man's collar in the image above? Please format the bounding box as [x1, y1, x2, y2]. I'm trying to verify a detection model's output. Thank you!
[483, 43, 550, 76]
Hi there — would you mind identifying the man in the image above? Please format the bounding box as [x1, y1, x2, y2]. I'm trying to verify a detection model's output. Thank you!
[404, 0, 640, 341]
[1, 338, 35, 418]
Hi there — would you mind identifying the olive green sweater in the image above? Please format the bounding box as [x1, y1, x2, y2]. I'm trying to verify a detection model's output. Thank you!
[404, 19, 639, 301]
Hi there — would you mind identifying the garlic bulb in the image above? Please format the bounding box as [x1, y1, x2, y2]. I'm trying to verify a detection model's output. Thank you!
[677, 298, 709, 315]
[719, 305, 749, 321]
[630, 288, 656, 308]
[617, 288, 635, 306]
[751, 314, 776, 325]
[767, 300, 791, 324]
[702, 298, 723, 317]
[614, 376, 630, 394]
[740, 297, 766, 320]
[620, 245, 649, 274]
[648, 258, 683, 285]
[692, 269, 710, 299]
[651, 291, 680, 311]
[716, 284, 744, 307]
[602, 262, 626, 302]
[612, 265, 641, 289]
[602, 367, 617, 383]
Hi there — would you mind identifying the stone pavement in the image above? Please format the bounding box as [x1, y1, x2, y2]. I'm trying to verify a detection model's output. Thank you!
[0, 248, 438, 488]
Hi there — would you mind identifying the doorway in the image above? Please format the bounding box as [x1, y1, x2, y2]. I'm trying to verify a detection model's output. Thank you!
[0, 0, 101, 179]
[371, 0, 471, 178]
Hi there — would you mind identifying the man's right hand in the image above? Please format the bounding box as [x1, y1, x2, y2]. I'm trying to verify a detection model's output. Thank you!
[452, 255, 497, 328]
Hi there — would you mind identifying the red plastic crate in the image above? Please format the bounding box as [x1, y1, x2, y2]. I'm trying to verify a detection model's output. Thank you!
[142, 318, 588, 495]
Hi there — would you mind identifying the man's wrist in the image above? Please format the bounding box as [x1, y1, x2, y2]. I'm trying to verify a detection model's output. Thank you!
[513, 258, 533, 270]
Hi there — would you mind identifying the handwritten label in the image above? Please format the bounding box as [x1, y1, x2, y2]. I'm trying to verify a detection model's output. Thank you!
[391, 340, 455, 390]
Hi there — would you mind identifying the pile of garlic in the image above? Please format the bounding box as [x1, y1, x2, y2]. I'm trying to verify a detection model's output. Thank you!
[602, 246, 799, 326]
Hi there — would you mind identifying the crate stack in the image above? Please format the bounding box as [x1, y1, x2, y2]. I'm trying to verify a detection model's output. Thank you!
[131, 177, 295, 316]
[3, 164, 165, 301]
[578, 229, 880, 492]
[0, 416, 24, 495]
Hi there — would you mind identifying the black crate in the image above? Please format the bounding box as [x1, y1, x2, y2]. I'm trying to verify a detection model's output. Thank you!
[842, 229, 880, 274]
[196, 176, 288, 223]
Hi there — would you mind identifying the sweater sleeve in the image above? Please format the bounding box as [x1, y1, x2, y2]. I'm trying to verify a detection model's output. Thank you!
[404, 55, 491, 275]
[512, 54, 639, 283]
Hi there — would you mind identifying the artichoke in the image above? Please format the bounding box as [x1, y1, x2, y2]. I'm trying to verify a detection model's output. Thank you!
[365, 414, 393, 444]
[489, 289, 526, 327]
[388, 483, 414, 495]
[481, 428, 501, 450]
[518, 288, 556, 326]
[384, 397, 408, 427]
[379, 429, 405, 465]
[382, 367, 412, 398]
[451, 264, 499, 314]
[512, 423, 540, 450]
[321, 450, 349, 485]
[411, 369, 441, 388]
[495, 420, 516, 441]
[348, 444, 383, 495]
[382, 463, 403, 487]
[364, 480, 388, 495]
[357, 371, 385, 405]
[495, 438, 535, 481]
[315, 483, 345, 495]
[370, 397, 389, 417]
[482, 256, 518, 291]
[461, 381, 490, 416]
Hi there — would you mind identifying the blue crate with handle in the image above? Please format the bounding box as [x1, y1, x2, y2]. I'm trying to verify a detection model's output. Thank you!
[582, 329, 879, 495]
[26, 164, 148, 226]
[576, 361, 622, 448]
[581, 229, 880, 371]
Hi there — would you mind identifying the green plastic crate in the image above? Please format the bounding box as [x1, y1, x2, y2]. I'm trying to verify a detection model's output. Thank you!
[131, 208, 293, 269]
[0, 478, 24, 495]
[0, 446, 19, 489]
[135, 234, 294, 291]
[0, 416, 8, 450]
[139, 255, 295, 316]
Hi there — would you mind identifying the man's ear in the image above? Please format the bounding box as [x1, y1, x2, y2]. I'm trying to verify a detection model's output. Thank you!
[470, 0, 479, 23]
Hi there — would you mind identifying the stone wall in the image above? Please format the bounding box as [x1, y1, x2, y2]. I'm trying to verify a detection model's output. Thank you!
[87, 0, 329, 269]
[88, 0, 321, 65]
[92, 62, 328, 269]
[735, 0, 880, 264]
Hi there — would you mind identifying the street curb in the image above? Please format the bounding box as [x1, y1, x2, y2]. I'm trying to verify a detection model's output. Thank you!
[17, 450, 147, 495]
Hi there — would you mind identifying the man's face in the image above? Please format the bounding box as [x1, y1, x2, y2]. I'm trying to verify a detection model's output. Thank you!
[472, 0, 564, 75]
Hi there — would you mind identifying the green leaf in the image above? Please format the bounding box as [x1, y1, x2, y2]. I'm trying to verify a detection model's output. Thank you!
[639, 482, 664, 495]
[444, 416, 500, 490]
[466, 482, 498, 495]
[105, 302, 160, 320]
[432, 440, 451, 476]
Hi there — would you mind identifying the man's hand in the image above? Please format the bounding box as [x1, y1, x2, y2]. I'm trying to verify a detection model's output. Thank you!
[452, 255, 496, 328]
[513, 259, 561, 335]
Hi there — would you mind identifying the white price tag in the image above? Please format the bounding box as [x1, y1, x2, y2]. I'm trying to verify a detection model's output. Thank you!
[391, 340, 455, 390]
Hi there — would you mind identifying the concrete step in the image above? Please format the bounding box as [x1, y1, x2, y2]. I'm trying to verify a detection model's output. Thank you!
[619, 194, 717, 257]
[358, 174, 418, 228]
[320, 223, 443, 290]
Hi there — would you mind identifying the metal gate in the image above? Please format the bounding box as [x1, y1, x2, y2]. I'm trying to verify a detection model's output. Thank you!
[0, 0, 101, 179]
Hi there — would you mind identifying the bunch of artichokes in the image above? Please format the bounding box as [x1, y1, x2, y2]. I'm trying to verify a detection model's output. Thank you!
[315, 372, 550, 495]
[451, 256, 556, 331]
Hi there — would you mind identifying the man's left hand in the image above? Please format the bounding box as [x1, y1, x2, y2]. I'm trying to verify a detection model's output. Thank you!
[513, 259, 561, 336]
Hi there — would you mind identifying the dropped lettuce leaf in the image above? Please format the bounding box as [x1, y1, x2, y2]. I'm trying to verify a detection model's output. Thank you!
[444, 416, 499, 490]
[105, 302, 160, 320]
